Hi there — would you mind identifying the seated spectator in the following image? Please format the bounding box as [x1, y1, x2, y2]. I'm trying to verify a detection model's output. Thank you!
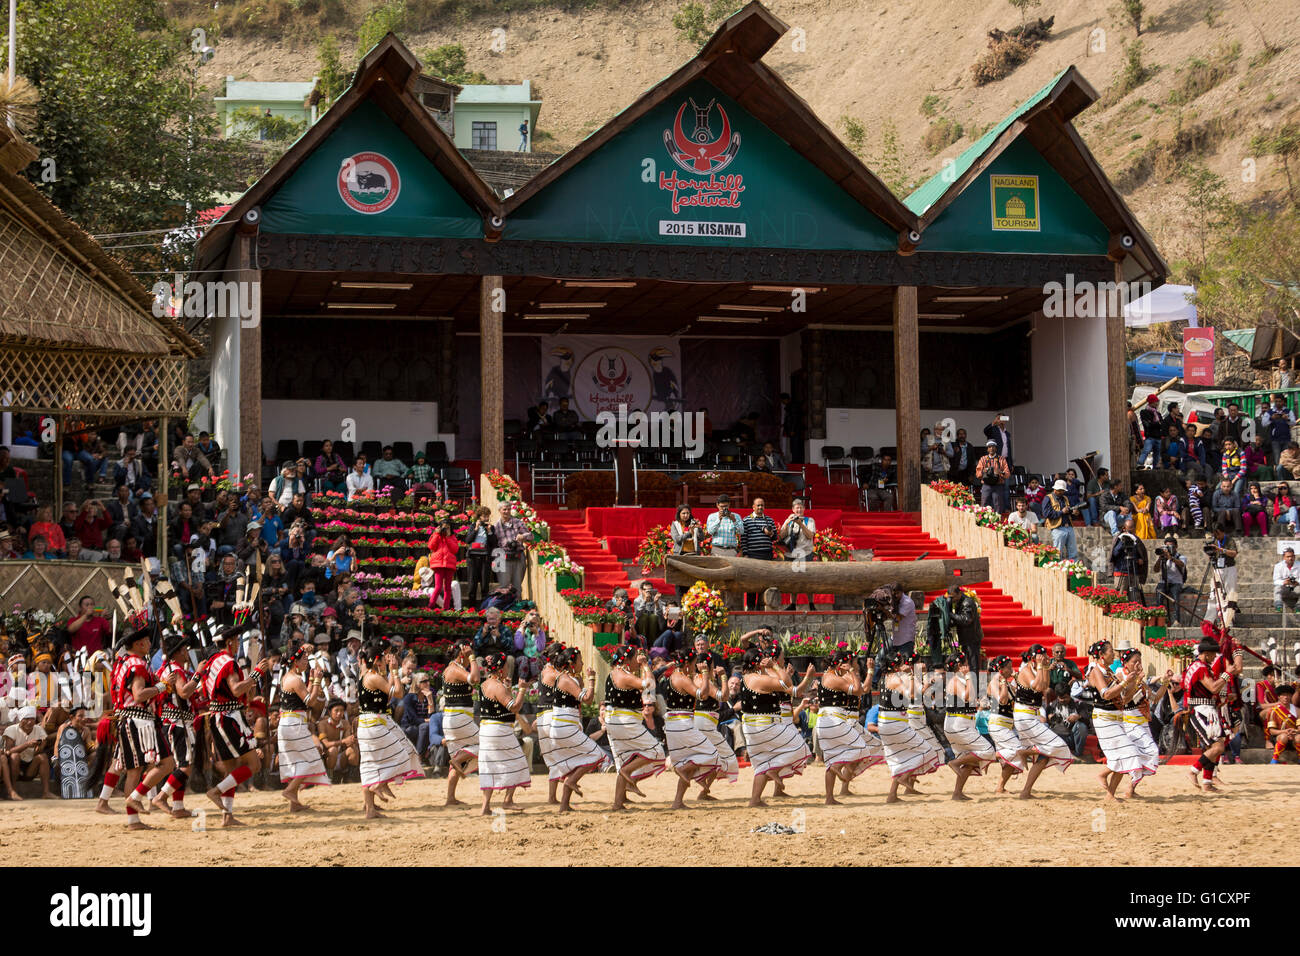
[317, 698, 359, 782]
[1279, 442, 1300, 480]
[865, 453, 898, 511]
[1154, 487, 1181, 532]
[170, 539, 207, 619]
[1266, 684, 1300, 764]
[345, 457, 373, 501]
[1162, 425, 1191, 472]
[1245, 434, 1269, 478]
[1211, 479, 1243, 535]
[550, 397, 580, 434]
[1242, 481, 1271, 538]
[129, 493, 160, 558]
[472, 607, 515, 680]
[651, 606, 689, 657]
[171, 433, 212, 485]
[1220, 438, 1247, 496]
[314, 439, 348, 494]
[1275, 483, 1299, 537]
[752, 455, 773, 473]
[65, 596, 111, 654]
[1100, 480, 1128, 535]
[269, 463, 307, 508]
[1005, 498, 1039, 542]
[113, 446, 151, 493]
[632, 581, 668, 641]
[2, 706, 52, 799]
[513, 609, 547, 680]
[1183, 424, 1208, 479]
[22, 534, 56, 560]
[56, 502, 78, 544]
[1048, 643, 1081, 687]
[399, 671, 438, 757]
[1022, 476, 1045, 518]
[1042, 685, 1088, 759]
[1185, 479, 1207, 530]
[527, 401, 551, 435]
[216, 496, 249, 553]
[1274, 548, 1300, 611]
[99, 538, 124, 563]
[28, 505, 66, 556]
[407, 451, 437, 495]
[605, 586, 635, 634]
[371, 446, 409, 488]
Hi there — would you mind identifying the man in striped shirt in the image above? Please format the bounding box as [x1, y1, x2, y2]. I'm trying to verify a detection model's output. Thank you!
[741, 498, 777, 610]
[706, 495, 746, 610]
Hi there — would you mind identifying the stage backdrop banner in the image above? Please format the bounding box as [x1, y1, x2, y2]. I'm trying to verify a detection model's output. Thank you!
[540, 335, 683, 420]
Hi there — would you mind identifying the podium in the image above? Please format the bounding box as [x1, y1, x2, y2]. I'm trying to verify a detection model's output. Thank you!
[609, 438, 640, 506]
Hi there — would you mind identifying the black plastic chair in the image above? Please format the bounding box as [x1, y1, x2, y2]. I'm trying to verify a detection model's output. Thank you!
[849, 445, 874, 469]
[360, 440, 383, 464]
[391, 441, 415, 463]
[543, 439, 572, 462]
[717, 442, 744, 469]
[822, 445, 849, 483]
[442, 466, 474, 499]
[274, 439, 299, 466]
[425, 441, 450, 469]
[301, 440, 324, 463]
[334, 440, 355, 465]
[503, 420, 523, 440]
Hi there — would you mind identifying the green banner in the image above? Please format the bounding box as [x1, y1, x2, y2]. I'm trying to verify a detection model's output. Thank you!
[504, 80, 898, 250]
[261, 100, 483, 238]
[918, 138, 1108, 254]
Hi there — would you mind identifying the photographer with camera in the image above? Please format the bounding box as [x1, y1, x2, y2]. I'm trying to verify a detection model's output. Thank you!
[1110, 517, 1148, 603]
[494, 502, 533, 592]
[976, 440, 1011, 512]
[1042, 479, 1080, 560]
[1154, 534, 1188, 625]
[1273, 547, 1299, 612]
[472, 606, 516, 680]
[1205, 523, 1239, 624]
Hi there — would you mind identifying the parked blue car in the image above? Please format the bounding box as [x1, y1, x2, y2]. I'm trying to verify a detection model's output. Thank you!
[1127, 350, 1183, 384]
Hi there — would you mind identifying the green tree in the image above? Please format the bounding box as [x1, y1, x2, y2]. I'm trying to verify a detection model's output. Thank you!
[15, 0, 244, 274]
[423, 43, 487, 84]
[1007, 0, 1041, 25]
[1116, 0, 1144, 36]
[1179, 161, 1238, 274]
[1250, 124, 1300, 207]
[673, 0, 735, 49]
[1188, 209, 1300, 330]
[875, 119, 909, 196]
[357, 0, 407, 56]
[228, 106, 308, 143]
[318, 35, 351, 106]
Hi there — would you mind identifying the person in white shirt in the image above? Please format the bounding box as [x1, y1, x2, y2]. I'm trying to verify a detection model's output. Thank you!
[3, 706, 52, 799]
[778, 496, 818, 610]
[1274, 548, 1300, 610]
[1005, 499, 1039, 543]
[270, 462, 306, 507]
[345, 457, 374, 500]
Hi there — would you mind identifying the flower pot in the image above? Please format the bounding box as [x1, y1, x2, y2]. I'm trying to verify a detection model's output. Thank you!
[1143, 625, 1167, 642]
[592, 632, 620, 649]
[1067, 573, 1092, 593]
[787, 655, 811, 673]
[353, 546, 371, 559]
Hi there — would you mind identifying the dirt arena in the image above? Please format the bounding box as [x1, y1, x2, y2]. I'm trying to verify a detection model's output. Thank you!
[0, 763, 1290, 866]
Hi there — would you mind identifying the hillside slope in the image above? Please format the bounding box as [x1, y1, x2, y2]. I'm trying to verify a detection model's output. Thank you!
[195, 0, 1300, 263]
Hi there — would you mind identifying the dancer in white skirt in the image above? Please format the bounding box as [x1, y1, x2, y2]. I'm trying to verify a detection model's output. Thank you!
[355, 642, 423, 819]
[275, 642, 329, 810]
[740, 647, 812, 807]
[549, 646, 606, 812]
[765, 639, 815, 798]
[876, 651, 943, 803]
[942, 652, 996, 800]
[1086, 640, 1141, 801]
[1012, 643, 1073, 799]
[476, 651, 532, 815]
[906, 655, 944, 760]
[692, 653, 738, 785]
[604, 645, 666, 811]
[1118, 647, 1161, 794]
[986, 655, 1032, 794]
[536, 646, 563, 805]
[440, 643, 479, 807]
[816, 648, 878, 804]
[659, 647, 722, 809]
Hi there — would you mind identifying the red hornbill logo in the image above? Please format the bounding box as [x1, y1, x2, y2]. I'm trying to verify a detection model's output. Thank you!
[592, 354, 630, 393]
[664, 97, 741, 174]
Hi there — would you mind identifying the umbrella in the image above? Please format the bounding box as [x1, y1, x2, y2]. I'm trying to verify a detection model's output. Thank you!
[1123, 283, 1198, 328]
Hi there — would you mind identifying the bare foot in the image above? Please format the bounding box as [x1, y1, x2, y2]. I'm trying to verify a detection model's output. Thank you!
[150, 795, 171, 814]
[1187, 769, 1203, 792]
[825, 796, 841, 805]
[697, 792, 718, 801]
[611, 802, 629, 812]
[367, 807, 387, 819]
[1017, 791, 1035, 800]
[1202, 783, 1221, 793]
[38, 791, 54, 800]
[951, 793, 972, 801]
[670, 801, 686, 810]
[885, 794, 901, 804]
[222, 813, 245, 827]
[625, 779, 645, 798]
[206, 787, 225, 811]
[564, 781, 584, 797]
[444, 798, 467, 807]
[289, 802, 315, 812]
[994, 788, 1008, 795]
[127, 818, 151, 830]
[170, 808, 195, 819]
[9, 790, 23, 802]
[747, 798, 768, 807]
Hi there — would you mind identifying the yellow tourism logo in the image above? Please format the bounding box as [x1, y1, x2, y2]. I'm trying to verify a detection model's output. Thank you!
[990, 174, 1039, 231]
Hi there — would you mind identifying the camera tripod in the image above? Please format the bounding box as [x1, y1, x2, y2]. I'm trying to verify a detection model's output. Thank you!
[1187, 555, 1233, 631]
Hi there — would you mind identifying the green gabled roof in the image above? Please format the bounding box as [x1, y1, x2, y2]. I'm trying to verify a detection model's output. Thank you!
[905, 68, 1069, 216]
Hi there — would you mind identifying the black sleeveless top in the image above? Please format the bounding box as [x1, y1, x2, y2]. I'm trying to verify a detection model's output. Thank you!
[947, 677, 976, 714]
[537, 678, 556, 712]
[658, 674, 697, 711]
[280, 688, 308, 712]
[995, 678, 1015, 717]
[818, 681, 859, 711]
[740, 681, 780, 715]
[695, 686, 719, 712]
[604, 674, 642, 710]
[358, 685, 388, 714]
[1086, 664, 1119, 711]
[552, 676, 581, 709]
[478, 686, 514, 722]
[1013, 679, 1042, 707]
[879, 680, 911, 712]
[443, 678, 473, 708]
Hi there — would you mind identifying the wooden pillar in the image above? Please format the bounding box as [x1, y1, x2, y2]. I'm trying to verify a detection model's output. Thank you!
[236, 233, 263, 482]
[480, 275, 505, 474]
[894, 286, 920, 512]
[1107, 262, 1131, 484]
[53, 414, 62, 527]
[156, 414, 168, 565]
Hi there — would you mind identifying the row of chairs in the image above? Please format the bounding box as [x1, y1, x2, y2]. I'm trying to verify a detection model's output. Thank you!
[272, 439, 452, 471]
[822, 445, 897, 484]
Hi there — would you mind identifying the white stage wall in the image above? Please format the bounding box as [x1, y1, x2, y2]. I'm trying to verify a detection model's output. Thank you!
[210, 312, 240, 473]
[806, 314, 1110, 477]
[260, 401, 455, 463]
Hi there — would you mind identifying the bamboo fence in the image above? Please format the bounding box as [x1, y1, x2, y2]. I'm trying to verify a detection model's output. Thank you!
[920, 486, 1180, 677]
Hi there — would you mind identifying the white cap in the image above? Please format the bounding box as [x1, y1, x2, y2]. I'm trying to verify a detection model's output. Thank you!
[1053, 479, 1068, 491]
[17, 705, 37, 722]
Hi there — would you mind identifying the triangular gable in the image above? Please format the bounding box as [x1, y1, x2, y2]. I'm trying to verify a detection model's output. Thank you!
[197, 36, 500, 265]
[905, 66, 1166, 276]
[502, 1, 914, 252]
[260, 99, 482, 238]
[504, 78, 899, 250]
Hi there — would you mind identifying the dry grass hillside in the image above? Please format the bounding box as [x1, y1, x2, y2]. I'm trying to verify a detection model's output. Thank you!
[189, 0, 1300, 263]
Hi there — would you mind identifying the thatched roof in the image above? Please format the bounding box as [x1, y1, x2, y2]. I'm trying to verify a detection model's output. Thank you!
[0, 125, 201, 357]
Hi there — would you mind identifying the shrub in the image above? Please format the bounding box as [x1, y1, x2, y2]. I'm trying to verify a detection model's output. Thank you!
[972, 36, 1033, 85]
[922, 116, 963, 155]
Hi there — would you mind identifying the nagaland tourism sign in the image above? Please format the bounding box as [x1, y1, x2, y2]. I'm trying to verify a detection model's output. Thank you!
[657, 96, 746, 238]
[989, 174, 1040, 231]
[337, 151, 401, 214]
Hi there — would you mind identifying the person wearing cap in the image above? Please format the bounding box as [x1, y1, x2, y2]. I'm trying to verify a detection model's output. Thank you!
[1042, 478, 1080, 560]
[2, 705, 52, 799]
[0, 528, 17, 561]
[407, 451, 437, 495]
[270, 462, 305, 509]
[1137, 393, 1163, 468]
[1182, 637, 1233, 791]
[337, 631, 363, 687]
[975, 439, 1010, 513]
[235, 518, 269, 568]
[1265, 683, 1300, 763]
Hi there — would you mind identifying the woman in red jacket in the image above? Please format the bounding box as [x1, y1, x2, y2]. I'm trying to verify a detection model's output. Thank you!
[425, 520, 460, 611]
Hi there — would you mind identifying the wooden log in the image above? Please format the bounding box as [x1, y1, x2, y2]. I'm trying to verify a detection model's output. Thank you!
[664, 554, 988, 593]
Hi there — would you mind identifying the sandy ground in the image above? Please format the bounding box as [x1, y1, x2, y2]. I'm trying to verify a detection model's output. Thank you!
[0, 762, 1290, 866]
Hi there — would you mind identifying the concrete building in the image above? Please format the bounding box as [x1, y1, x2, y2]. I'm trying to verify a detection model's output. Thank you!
[215, 79, 319, 138]
[451, 81, 542, 152]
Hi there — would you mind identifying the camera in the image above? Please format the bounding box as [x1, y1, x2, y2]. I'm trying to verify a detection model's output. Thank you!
[1203, 542, 1220, 556]
[863, 597, 888, 625]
